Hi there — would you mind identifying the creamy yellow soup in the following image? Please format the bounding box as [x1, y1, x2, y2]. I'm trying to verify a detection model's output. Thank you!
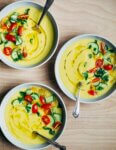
[59, 38, 116, 99]
[5, 87, 62, 145]
[0, 7, 55, 66]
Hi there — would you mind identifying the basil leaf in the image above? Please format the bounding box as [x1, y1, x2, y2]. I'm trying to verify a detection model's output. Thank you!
[102, 75, 109, 82]
[20, 91, 26, 98]
[18, 97, 23, 103]
[25, 105, 31, 113]
[94, 68, 106, 78]
[49, 129, 55, 135]
[83, 72, 88, 80]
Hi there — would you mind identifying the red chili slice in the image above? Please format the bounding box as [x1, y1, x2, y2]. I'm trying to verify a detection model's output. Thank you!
[88, 90, 96, 96]
[88, 67, 97, 73]
[32, 104, 38, 113]
[92, 78, 100, 83]
[8, 23, 17, 32]
[24, 95, 33, 103]
[103, 64, 113, 71]
[42, 115, 50, 125]
[1, 24, 8, 30]
[3, 47, 12, 56]
[18, 14, 29, 19]
[95, 59, 104, 68]
[40, 96, 46, 105]
[22, 51, 28, 58]
[5, 34, 16, 42]
[18, 26, 24, 36]
[53, 121, 62, 129]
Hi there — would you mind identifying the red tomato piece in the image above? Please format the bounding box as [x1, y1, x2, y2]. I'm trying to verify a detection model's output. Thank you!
[88, 67, 97, 73]
[100, 42, 106, 54]
[40, 96, 46, 105]
[88, 90, 96, 96]
[42, 104, 52, 110]
[5, 34, 16, 42]
[1, 24, 8, 29]
[32, 104, 38, 113]
[24, 95, 33, 103]
[18, 26, 24, 36]
[92, 78, 100, 83]
[8, 23, 17, 32]
[42, 115, 50, 125]
[53, 121, 62, 129]
[103, 64, 113, 70]
[3, 47, 12, 56]
[95, 59, 104, 68]
[18, 14, 29, 19]
[44, 108, 51, 115]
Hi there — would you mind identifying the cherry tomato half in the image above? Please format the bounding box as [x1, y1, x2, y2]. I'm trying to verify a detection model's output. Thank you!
[5, 34, 16, 42]
[42, 115, 50, 125]
[18, 14, 29, 19]
[3, 47, 12, 56]
[8, 23, 17, 32]
[18, 26, 24, 36]
[53, 121, 62, 129]
[103, 64, 113, 71]
[92, 77, 100, 83]
[40, 96, 46, 105]
[88, 90, 96, 96]
[95, 59, 104, 68]
[42, 104, 51, 110]
[88, 67, 97, 73]
[32, 104, 38, 113]
[24, 95, 33, 103]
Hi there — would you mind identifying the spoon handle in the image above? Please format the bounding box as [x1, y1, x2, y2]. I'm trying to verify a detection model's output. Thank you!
[72, 88, 80, 118]
[33, 131, 66, 150]
[38, 0, 54, 26]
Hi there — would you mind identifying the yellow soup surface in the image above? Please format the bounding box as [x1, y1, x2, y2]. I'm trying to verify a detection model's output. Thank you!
[59, 38, 116, 99]
[5, 86, 63, 145]
[0, 7, 55, 66]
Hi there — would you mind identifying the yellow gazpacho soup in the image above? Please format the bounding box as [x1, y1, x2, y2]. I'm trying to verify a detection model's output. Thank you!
[59, 38, 116, 99]
[0, 7, 55, 66]
[5, 86, 63, 145]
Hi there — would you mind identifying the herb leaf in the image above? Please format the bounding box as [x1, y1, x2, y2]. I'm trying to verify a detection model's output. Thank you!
[102, 75, 109, 82]
[88, 54, 92, 58]
[25, 8, 30, 15]
[83, 72, 88, 80]
[94, 68, 106, 78]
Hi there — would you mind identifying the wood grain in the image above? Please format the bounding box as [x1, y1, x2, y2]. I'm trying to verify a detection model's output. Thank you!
[0, 0, 116, 150]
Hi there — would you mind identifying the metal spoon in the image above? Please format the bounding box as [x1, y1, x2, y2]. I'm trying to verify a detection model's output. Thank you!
[33, 131, 66, 150]
[35, 0, 54, 29]
[72, 82, 82, 118]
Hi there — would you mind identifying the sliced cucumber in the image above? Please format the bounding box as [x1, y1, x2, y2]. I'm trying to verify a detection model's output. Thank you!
[88, 42, 99, 55]
[46, 96, 54, 103]
[26, 89, 33, 95]
[17, 50, 23, 60]
[11, 99, 20, 106]
[25, 104, 32, 113]
[16, 36, 23, 46]
[95, 82, 106, 91]
[51, 107, 62, 114]
[11, 50, 19, 61]
[10, 12, 18, 23]
[0, 32, 7, 43]
[31, 93, 39, 100]
[53, 113, 62, 122]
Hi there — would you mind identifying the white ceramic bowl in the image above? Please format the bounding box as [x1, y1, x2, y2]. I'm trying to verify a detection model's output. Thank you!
[55, 34, 116, 103]
[0, 0, 59, 70]
[0, 83, 67, 150]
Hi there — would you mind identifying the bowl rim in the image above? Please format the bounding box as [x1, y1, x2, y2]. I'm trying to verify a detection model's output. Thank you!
[0, 82, 67, 150]
[0, 0, 59, 70]
[55, 33, 116, 103]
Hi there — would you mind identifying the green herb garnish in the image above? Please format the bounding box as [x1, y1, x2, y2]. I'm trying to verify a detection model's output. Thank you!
[25, 104, 31, 113]
[88, 54, 92, 58]
[25, 8, 30, 14]
[102, 75, 109, 82]
[18, 97, 23, 103]
[83, 72, 88, 80]
[30, 38, 33, 44]
[94, 68, 106, 78]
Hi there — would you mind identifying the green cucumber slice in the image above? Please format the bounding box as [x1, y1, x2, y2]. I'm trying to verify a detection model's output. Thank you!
[11, 99, 20, 106]
[16, 36, 23, 46]
[95, 82, 106, 91]
[88, 42, 99, 55]
[11, 50, 19, 61]
[31, 93, 39, 100]
[46, 96, 54, 103]
[51, 107, 62, 114]
[53, 113, 62, 122]
[47, 115, 55, 127]
[26, 89, 33, 95]
[10, 12, 18, 23]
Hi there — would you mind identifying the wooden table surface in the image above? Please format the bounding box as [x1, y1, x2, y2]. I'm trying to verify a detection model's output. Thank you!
[0, 0, 116, 150]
